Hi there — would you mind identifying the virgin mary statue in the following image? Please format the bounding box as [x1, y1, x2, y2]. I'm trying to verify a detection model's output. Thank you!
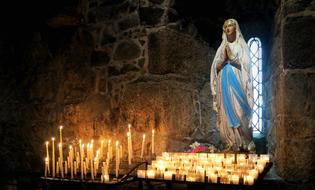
[210, 18, 254, 151]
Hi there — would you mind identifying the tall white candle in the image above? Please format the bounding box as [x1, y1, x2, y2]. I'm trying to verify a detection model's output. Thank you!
[81, 144, 84, 180]
[74, 161, 77, 176]
[44, 157, 49, 177]
[115, 141, 119, 178]
[128, 124, 133, 159]
[64, 161, 68, 175]
[141, 134, 145, 158]
[59, 126, 64, 178]
[127, 132, 131, 165]
[51, 137, 55, 177]
[108, 139, 112, 160]
[100, 140, 104, 158]
[45, 141, 50, 174]
[59, 143, 64, 178]
[152, 129, 155, 154]
[69, 146, 74, 179]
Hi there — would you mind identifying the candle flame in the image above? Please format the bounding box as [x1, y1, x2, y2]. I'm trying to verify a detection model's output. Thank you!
[152, 129, 155, 133]
[52, 137, 55, 141]
[143, 134, 146, 138]
[116, 141, 119, 146]
[46, 141, 49, 145]
[60, 125, 63, 130]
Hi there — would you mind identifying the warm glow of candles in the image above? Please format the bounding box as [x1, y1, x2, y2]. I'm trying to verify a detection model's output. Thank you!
[140, 134, 145, 158]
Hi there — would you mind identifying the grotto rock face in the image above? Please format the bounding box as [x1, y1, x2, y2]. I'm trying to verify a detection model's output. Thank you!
[0, 0, 219, 177]
[267, 0, 315, 186]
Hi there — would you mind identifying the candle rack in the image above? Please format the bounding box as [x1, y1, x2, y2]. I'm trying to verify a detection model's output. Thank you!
[42, 152, 272, 190]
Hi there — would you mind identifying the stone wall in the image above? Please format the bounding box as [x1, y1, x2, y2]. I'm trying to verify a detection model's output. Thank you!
[267, 0, 315, 188]
[0, 0, 219, 180]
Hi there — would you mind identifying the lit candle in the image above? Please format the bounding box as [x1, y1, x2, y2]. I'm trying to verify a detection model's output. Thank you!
[74, 161, 77, 177]
[58, 143, 64, 178]
[45, 141, 50, 175]
[245, 175, 254, 185]
[146, 169, 155, 179]
[44, 157, 49, 177]
[81, 144, 84, 180]
[128, 124, 133, 159]
[59, 125, 63, 144]
[164, 171, 173, 180]
[69, 146, 73, 179]
[64, 161, 68, 175]
[56, 161, 59, 175]
[51, 137, 55, 177]
[137, 170, 146, 178]
[83, 161, 87, 177]
[91, 156, 94, 180]
[115, 141, 120, 178]
[209, 173, 217, 183]
[152, 129, 155, 155]
[140, 134, 145, 158]
[127, 132, 131, 165]
[108, 139, 112, 160]
[59, 126, 64, 178]
[104, 174, 110, 182]
[231, 174, 239, 184]
[100, 140, 104, 158]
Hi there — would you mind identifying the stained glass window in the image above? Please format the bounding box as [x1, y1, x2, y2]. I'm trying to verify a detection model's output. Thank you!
[248, 37, 263, 136]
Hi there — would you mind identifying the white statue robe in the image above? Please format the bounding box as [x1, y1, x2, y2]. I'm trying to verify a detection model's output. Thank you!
[210, 26, 253, 149]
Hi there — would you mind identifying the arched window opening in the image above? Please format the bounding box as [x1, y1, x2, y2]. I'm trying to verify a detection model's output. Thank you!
[248, 37, 263, 137]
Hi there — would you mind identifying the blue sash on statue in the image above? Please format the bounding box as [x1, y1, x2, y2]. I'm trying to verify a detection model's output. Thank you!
[221, 63, 251, 128]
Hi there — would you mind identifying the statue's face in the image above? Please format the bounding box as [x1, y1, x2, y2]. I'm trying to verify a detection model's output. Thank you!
[223, 20, 236, 36]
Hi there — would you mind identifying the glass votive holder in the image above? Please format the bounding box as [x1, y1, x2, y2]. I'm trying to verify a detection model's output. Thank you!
[231, 174, 239, 184]
[146, 169, 156, 179]
[164, 171, 173, 180]
[244, 175, 254, 185]
[137, 170, 146, 178]
[208, 173, 218, 183]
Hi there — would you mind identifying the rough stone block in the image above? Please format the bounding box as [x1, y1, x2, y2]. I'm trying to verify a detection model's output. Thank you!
[113, 40, 141, 60]
[283, 16, 315, 69]
[148, 28, 212, 78]
[90, 50, 110, 67]
[283, 72, 308, 115]
[283, 0, 313, 16]
[139, 7, 164, 26]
